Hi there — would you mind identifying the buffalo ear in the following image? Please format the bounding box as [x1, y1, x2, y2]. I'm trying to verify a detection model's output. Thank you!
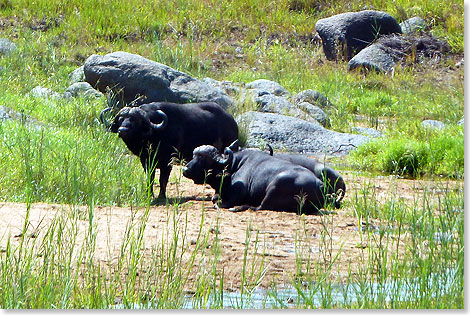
[109, 122, 119, 133]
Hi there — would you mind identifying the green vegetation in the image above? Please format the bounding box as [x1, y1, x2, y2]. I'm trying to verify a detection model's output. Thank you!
[349, 125, 464, 179]
[0, 0, 464, 309]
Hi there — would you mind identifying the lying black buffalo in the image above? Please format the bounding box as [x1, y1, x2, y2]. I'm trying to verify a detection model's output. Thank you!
[100, 102, 238, 202]
[182, 144, 329, 214]
[230, 142, 346, 208]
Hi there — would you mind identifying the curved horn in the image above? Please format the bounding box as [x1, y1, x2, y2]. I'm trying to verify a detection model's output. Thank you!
[266, 143, 273, 156]
[99, 107, 113, 128]
[215, 146, 233, 167]
[150, 110, 168, 130]
[228, 139, 239, 152]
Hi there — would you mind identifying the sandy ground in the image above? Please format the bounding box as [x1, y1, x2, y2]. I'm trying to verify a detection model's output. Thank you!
[0, 167, 462, 292]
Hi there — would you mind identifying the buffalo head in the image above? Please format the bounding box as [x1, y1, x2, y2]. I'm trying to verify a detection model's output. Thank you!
[100, 106, 168, 140]
[183, 145, 233, 184]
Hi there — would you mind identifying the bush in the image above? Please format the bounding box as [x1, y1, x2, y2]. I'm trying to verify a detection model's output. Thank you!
[349, 126, 464, 179]
[380, 139, 428, 177]
[427, 126, 464, 179]
[347, 139, 382, 171]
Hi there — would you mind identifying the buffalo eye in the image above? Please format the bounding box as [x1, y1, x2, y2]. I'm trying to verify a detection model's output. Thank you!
[110, 117, 122, 132]
[114, 116, 124, 126]
[193, 155, 211, 169]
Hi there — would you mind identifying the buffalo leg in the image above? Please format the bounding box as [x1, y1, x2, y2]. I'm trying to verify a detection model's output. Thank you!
[212, 181, 249, 211]
[257, 186, 296, 212]
[140, 155, 155, 199]
[156, 164, 172, 200]
[258, 175, 323, 214]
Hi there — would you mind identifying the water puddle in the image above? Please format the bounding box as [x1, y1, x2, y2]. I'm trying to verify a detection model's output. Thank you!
[113, 267, 458, 309]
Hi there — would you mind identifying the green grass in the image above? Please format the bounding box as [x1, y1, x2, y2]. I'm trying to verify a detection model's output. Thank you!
[284, 180, 464, 309]
[348, 124, 464, 179]
[0, 115, 146, 205]
[0, 0, 464, 309]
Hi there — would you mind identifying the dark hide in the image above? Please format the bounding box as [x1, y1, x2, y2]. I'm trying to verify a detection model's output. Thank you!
[183, 145, 327, 214]
[232, 143, 345, 208]
[271, 153, 346, 208]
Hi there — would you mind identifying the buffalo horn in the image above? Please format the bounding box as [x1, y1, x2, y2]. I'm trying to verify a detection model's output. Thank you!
[216, 146, 233, 167]
[228, 139, 239, 152]
[150, 110, 168, 130]
[266, 143, 273, 156]
[99, 107, 113, 128]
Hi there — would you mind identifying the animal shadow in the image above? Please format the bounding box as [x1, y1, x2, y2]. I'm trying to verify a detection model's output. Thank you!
[150, 194, 212, 206]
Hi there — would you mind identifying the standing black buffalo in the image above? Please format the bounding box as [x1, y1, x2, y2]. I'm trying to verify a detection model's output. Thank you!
[100, 102, 238, 203]
[182, 144, 328, 214]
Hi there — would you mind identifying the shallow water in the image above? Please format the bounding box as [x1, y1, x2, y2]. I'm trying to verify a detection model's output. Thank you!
[113, 267, 458, 309]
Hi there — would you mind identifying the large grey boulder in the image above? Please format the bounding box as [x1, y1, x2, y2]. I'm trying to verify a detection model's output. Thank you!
[315, 10, 401, 61]
[255, 94, 308, 117]
[375, 34, 451, 66]
[246, 79, 290, 97]
[202, 77, 241, 96]
[237, 111, 370, 155]
[348, 32, 451, 73]
[255, 94, 332, 126]
[296, 102, 331, 127]
[348, 43, 396, 73]
[84, 51, 234, 109]
[292, 89, 332, 127]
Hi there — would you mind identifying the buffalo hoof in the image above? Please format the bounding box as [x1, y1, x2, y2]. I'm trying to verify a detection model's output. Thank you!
[211, 194, 221, 204]
[150, 197, 166, 206]
[228, 205, 252, 212]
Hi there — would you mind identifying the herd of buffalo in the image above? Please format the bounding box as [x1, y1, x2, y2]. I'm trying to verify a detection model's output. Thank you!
[100, 101, 345, 214]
